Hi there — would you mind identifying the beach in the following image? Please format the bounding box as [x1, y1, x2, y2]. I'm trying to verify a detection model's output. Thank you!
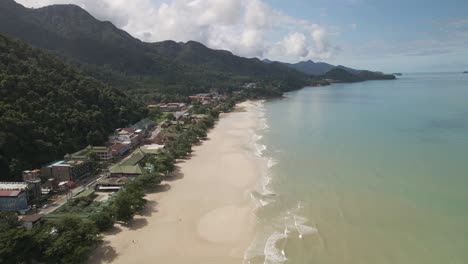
[90, 101, 263, 264]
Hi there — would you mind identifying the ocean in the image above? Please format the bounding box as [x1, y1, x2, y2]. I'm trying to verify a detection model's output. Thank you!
[245, 72, 468, 264]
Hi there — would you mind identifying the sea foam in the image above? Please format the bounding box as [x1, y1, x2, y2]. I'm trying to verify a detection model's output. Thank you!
[264, 230, 288, 264]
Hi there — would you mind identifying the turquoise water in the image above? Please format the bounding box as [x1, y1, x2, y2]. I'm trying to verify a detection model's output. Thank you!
[248, 73, 468, 264]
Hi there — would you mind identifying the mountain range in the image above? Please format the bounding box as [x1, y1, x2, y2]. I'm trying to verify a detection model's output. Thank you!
[265, 59, 382, 76]
[0, 0, 311, 102]
[0, 0, 394, 102]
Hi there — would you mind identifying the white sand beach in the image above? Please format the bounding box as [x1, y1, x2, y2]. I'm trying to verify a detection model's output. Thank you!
[90, 101, 261, 264]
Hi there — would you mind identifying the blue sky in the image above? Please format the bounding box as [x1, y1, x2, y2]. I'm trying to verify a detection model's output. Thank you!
[18, 0, 468, 72]
[265, 0, 468, 72]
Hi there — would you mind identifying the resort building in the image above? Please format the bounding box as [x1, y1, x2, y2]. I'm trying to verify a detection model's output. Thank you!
[158, 103, 187, 112]
[95, 177, 132, 192]
[110, 143, 130, 156]
[109, 128, 141, 147]
[0, 190, 28, 212]
[140, 144, 165, 154]
[65, 146, 113, 161]
[130, 118, 156, 137]
[41, 160, 92, 182]
[22, 169, 41, 181]
[21, 170, 42, 202]
[0, 182, 29, 212]
[109, 148, 152, 177]
[109, 148, 145, 177]
[109, 164, 144, 178]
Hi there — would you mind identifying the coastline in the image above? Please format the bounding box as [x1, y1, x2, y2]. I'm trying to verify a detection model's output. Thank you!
[89, 101, 264, 264]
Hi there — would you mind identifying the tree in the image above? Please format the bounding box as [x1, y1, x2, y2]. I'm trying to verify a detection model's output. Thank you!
[154, 151, 176, 174]
[0, 227, 34, 264]
[0, 212, 20, 231]
[112, 185, 146, 223]
[86, 130, 104, 145]
[0, 35, 146, 181]
[0, 212, 34, 264]
[34, 216, 102, 264]
[90, 210, 114, 232]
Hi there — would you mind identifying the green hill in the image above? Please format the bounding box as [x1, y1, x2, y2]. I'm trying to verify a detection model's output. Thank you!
[321, 68, 396, 83]
[0, 0, 309, 102]
[321, 68, 363, 82]
[0, 34, 146, 181]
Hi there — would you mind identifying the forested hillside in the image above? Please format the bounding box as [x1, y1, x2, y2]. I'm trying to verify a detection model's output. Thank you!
[0, 0, 309, 103]
[0, 34, 146, 181]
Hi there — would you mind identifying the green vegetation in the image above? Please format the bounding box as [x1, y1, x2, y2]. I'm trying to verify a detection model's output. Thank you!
[0, 0, 310, 104]
[34, 216, 101, 264]
[0, 34, 146, 181]
[111, 172, 161, 223]
[0, 212, 33, 264]
[90, 209, 114, 232]
[0, 212, 101, 264]
[0, 171, 162, 263]
[318, 68, 395, 83]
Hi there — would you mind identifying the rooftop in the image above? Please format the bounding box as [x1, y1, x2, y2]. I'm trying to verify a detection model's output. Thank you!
[109, 164, 143, 175]
[21, 214, 44, 223]
[74, 189, 95, 199]
[0, 182, 29, 191]
[131, 118, 155, 131]
[96, 177, 131, 186]
[0, 190, 22, 197]
[140, 144, 165, 154]
[120, 148, 146, 166]
[45, 160, 65, 167]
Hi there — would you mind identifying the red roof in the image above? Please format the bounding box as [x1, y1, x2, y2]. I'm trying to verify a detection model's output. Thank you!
[0, 190, 22, 197]
[111, 143, 126, 152]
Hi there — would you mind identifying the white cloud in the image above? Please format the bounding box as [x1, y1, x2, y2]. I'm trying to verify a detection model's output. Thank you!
[16, 0, 338, 62]
[351, 23, 357, 30]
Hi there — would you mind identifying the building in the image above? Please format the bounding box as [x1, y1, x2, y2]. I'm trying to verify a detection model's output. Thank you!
[109, 148, 147, 177]
[22, 169, 41, 181]
[109, 164, 144, 178]
[95, 177, 132, 192]
[189, 94, 212, 102]
[41, 160, 92, 182]
[140, 144, 165, 155]
[130, 118, 156, 137]
[21, 214, 44, 230]
[25, 179, 41, 203]
[157, 103, 187, 112]
[65, 146, 113, 161]
[109, 128, 141, 147]
[110, 143, 130, 156]
[0, 191, 28, 212]
[21, 170, 42, 202]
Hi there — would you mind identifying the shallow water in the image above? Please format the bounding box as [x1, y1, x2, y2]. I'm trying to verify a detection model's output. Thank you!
[246, 73, 468, 264]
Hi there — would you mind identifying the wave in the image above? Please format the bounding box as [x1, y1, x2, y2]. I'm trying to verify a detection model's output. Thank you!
[250, 193, 275, 209]
[267, 158, 278, 168]
[255, 143, 267, 157]
[292, 215, 318, 239]
[264, 229, 288, 264]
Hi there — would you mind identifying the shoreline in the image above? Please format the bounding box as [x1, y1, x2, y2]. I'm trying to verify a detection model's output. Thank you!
[89, 101, 264, 264]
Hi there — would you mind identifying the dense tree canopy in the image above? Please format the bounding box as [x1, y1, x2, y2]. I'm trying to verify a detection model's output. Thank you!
[0, 34, 146, 180]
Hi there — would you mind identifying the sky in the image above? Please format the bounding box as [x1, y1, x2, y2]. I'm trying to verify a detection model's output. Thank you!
[16, 0, 468, 72]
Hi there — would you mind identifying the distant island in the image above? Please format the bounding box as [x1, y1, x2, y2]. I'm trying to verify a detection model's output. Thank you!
[393, 73, 403, 76]
[463, 71, 468, 74]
